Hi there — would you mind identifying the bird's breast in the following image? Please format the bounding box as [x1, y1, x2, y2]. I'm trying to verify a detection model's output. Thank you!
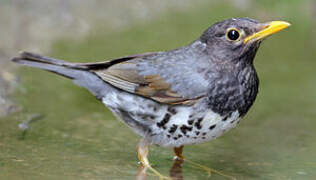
[206, 66, 259, 117]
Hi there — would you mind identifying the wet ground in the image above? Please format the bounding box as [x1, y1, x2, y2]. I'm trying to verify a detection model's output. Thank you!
[1, 1, 316, 179]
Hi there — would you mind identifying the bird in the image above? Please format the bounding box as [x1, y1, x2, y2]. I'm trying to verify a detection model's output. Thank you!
[12, 18, 290, 179]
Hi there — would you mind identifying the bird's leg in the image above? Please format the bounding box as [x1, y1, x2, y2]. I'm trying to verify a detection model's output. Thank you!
[136, 165, 147, 180]
[169, 155, 184, 180]
[173, 146, 185, 160]
[173, 146, 236, 180]
[137, 138, 171, 180]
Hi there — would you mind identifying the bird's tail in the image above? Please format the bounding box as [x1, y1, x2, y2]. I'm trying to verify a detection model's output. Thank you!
[11, 51, 111, 98]
[11, 51, 90, 79]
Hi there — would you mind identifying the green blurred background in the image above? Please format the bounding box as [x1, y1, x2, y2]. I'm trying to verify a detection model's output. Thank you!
[1, 0, 316, 179]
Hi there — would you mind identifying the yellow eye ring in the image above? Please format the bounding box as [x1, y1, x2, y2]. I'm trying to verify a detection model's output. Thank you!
[226, 28, 241, 41]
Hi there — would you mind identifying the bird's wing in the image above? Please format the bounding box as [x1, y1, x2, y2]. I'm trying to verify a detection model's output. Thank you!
[85, 51, 209, 105]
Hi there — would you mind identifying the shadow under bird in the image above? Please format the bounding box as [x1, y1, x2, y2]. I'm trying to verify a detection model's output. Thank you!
[12, 18, 290, 179]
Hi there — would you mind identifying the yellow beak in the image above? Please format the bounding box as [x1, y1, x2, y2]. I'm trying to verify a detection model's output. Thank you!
[243, 21, 291, 44]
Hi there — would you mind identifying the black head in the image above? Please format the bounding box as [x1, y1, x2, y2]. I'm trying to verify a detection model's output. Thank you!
[200, 18, 290, 64]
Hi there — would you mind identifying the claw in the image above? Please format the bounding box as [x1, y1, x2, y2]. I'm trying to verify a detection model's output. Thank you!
[173, 146, 236, 180]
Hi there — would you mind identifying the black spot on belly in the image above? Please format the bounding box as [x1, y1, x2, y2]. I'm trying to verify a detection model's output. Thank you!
[188, 119, 194, 125]
[167, 107, 177, 114]
[156, 113, 171, 128]
[180, 125, 193, 135]
[167, 135, 171, 138]
[168, 124, 178, 134]
[194, 118, 203, 129]
[222, 112, 232, 121]
[195, 131, 200, 135]
[222, 116, 228, 121]
[209, 124, 216, 130]
[202, 132, 206, 136]
[230, 120, 235, 124]
[178, 134, 183, 138]
[173, 137, 178, 140]
[202, 137, 206, 139]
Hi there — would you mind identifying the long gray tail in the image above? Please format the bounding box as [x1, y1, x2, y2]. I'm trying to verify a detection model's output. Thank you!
[11, 51, 91, 79]
[12, 52, 111, 99]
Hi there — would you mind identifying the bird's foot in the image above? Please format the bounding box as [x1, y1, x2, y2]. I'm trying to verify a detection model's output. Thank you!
[137, 164, 171, 180]
[184, 158, 236, 180]
[147, 166, 171, 180]
[137, 138, 172, 180]
[173, 146, 236, 180]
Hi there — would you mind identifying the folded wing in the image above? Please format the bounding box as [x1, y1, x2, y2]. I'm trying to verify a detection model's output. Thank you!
[90, 51, 209, 105]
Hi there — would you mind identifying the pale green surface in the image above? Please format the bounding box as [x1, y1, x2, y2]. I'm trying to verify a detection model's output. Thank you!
[1, 1, 316, 179]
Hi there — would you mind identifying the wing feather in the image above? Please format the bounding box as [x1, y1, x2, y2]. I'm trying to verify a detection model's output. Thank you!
[90, 50, 208, 105]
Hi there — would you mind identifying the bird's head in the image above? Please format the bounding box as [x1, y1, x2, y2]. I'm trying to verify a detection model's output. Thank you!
[200, 18, 290, 64]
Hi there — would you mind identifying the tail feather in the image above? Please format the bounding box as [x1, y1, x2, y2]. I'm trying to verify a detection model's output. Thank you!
[11, 51, 112, 99]
[12, 51, 88, 70]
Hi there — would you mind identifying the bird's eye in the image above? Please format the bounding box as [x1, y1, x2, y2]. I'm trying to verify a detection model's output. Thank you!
[226, 28, 241, 41]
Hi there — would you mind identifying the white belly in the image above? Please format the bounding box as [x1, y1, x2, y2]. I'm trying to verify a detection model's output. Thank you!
[151, 107, 241, 147]
[102, 91, 241, 147]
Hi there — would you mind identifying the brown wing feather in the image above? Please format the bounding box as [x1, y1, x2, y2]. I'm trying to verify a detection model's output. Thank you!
[92, 55, 203, 105]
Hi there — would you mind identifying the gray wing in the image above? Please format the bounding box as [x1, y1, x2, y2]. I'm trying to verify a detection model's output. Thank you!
[93, 46, 210, 105]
